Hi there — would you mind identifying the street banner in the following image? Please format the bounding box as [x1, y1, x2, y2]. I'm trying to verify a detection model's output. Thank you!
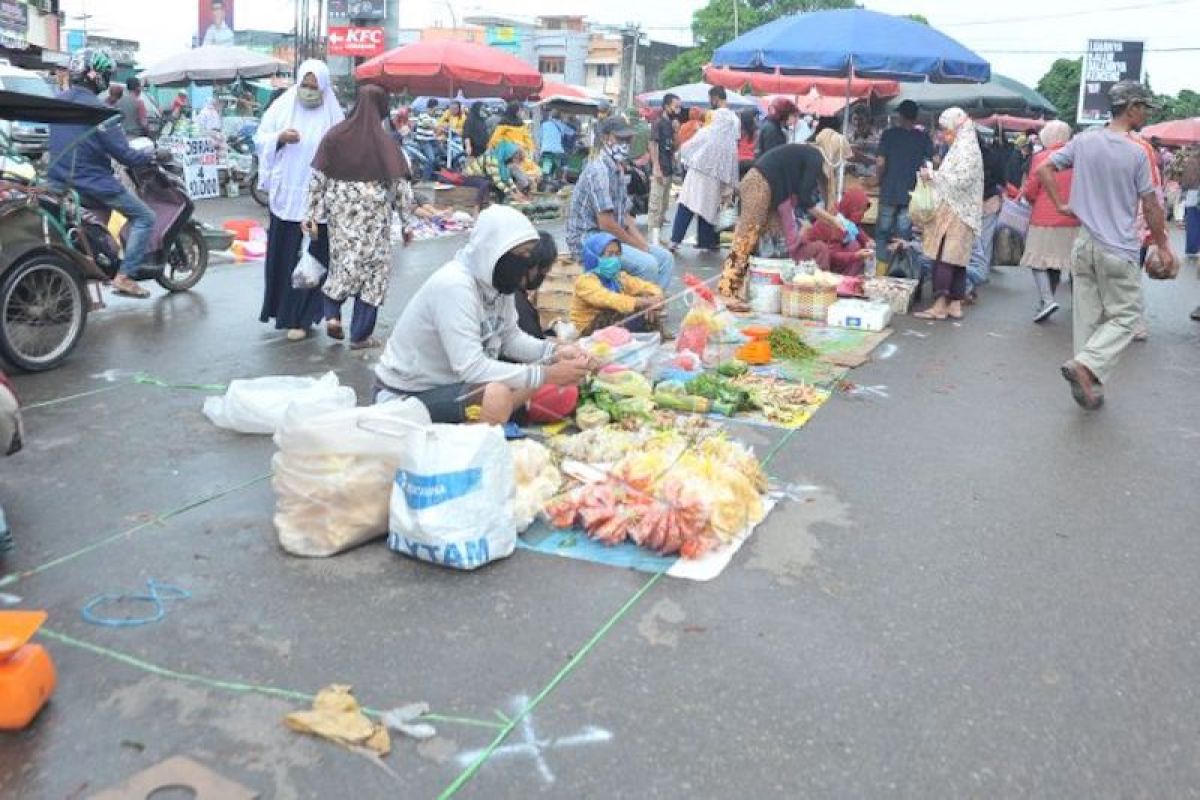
[1077, 39, 1144, 125]
[197, 0, 235, 48]
[327, 26, 386, 58]
[328, 0, 386, 20]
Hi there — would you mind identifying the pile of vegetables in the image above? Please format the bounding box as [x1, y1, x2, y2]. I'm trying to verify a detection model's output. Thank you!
[542, 428, 769, 559]
[686, 373, 756, 413]
[768, 326, 819, 363]
[576, 367, 656, 428]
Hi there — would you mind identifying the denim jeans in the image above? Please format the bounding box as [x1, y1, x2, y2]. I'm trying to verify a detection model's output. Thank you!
[966, 210, 999, 291]
[874, 202, 912, 265]
[415, 139, 437, 180]
[93, 187, 157, 277]
[1185, 205, 1200, 256]
[619, 242, 675, 290]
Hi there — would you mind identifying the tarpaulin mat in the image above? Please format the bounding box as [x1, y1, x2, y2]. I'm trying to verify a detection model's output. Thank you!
[517, 498, 777, 582]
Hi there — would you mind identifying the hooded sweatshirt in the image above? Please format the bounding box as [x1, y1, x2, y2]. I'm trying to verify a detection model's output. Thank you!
[376, 206, 556, 393]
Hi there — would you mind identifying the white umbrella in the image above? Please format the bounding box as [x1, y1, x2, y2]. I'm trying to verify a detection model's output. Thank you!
[141, 46, 284, 86]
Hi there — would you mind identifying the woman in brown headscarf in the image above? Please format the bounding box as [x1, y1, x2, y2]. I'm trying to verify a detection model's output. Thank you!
[305, 84, 414, 349]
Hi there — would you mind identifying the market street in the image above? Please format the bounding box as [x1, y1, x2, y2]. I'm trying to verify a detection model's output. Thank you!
[2, 196, 1199, 797]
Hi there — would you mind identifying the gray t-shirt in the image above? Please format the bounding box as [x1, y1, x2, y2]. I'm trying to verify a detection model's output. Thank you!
[1050, 128, 1153, 263]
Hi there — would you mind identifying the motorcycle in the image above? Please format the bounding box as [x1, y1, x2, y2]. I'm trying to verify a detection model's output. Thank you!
[227, 129, 267, 207]
[0, 368, 20, 555]
[0, 135, 208, 372]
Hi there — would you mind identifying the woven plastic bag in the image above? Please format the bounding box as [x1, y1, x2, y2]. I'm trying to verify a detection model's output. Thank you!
[272, 399, 432, 557]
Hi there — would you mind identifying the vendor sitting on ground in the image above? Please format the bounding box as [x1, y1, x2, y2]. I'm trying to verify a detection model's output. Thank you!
[465, 140, 530, 203]
[566, 115, 675, 290]
[373, 206, 591, 424]
[801, 186, 876, 276]
[571, 233, 663, 335]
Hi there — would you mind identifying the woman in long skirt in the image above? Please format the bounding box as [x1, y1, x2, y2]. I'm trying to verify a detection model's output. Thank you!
[669, 108, 740, 253]
[254, 59, 344, 340]
[306, 84, 414, 350]
[914, 108, 984, 322]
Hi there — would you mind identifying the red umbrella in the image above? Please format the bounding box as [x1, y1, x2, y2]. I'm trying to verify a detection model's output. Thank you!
[1140, 117, 1200, 147]
[356, 41, 543, 99]
[977, 114, 1049, 133]
[703, 65, 899, 100]
[536, 81, 590, 100]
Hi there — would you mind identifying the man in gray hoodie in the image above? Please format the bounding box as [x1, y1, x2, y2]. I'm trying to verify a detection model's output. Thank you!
[374, 206, 590, 424]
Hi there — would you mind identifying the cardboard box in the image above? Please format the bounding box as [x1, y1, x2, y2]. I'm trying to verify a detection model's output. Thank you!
[826, 299, 893, 332]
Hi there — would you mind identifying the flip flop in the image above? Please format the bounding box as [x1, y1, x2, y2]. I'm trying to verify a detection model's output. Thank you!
[111, 281, 150, 299]
[349, 337, 383, 351]
[913, 309, 947, 320]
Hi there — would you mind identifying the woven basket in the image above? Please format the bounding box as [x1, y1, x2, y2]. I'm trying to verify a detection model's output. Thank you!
[781, 284, 838, 321]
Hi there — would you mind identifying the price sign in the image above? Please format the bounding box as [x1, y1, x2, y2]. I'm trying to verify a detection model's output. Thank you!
[185, 164, 220, 200]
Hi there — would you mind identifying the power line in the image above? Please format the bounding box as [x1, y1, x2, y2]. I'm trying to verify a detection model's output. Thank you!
[975, 46, 1200, 54]
[937, 0, 1196, 27]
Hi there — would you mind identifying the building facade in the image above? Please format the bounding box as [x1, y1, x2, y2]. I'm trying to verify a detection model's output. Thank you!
[2, 0, 66, 70]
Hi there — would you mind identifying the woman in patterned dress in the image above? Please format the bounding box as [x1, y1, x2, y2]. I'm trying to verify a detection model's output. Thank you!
[305, 84, 414, 350]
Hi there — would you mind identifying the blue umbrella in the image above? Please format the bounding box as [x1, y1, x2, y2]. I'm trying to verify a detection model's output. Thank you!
[712, 9, 989, 83]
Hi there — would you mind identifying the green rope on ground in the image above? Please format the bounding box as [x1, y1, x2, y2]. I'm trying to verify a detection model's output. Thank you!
[36, 627, 503, 730]
[0, 472, 273, 588]
[438, 415, 803, 795]
[133, 373, 228, 392]
[438, 570, 666, 799]
[22, 383, 128, 411]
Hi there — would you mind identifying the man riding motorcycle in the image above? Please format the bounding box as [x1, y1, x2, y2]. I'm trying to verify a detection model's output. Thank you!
[47, 48, 156, 299]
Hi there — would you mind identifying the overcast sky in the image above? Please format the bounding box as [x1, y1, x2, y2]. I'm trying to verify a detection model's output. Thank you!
[62, 0, 1198, 95]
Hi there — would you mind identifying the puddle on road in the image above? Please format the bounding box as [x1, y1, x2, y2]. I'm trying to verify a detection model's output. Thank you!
[103, 677, 319, 799]
[745, 486, 851, 585]
[636, 598, 686, 648]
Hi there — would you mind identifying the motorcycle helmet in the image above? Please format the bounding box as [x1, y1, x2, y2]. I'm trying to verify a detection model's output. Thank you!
[68, 48, 116, 93]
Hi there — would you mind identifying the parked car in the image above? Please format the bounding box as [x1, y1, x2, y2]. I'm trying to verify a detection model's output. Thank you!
[0, 62, 55, 160]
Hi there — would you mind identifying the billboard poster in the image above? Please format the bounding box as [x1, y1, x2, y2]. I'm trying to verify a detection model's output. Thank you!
[1077, 39, 1144, 125]
[328, 0, 386, 20]
[197, 0, 235, 48]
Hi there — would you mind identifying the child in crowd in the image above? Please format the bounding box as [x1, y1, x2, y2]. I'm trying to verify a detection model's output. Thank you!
[801, 186, 876, 275]
[571, 233, 662, 335]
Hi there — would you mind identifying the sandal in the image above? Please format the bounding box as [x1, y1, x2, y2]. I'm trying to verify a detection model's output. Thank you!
[349, 337, 383, 351]
[326, 319, 345, 340]
[913, 309, 947, 320]
[111, 277, 150, 299]
[720, 294, 750, 313]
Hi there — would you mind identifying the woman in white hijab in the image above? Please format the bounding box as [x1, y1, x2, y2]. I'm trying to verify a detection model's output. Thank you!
[255, 60, 345, 340]
[914, 107, 983, 321]
[669, 107, 741, 252]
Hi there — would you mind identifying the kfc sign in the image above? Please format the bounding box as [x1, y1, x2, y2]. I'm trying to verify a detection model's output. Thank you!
[328, 26, 385, 57]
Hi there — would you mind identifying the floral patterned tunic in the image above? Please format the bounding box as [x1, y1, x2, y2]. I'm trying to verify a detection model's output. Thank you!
[306, 170, 413, 307]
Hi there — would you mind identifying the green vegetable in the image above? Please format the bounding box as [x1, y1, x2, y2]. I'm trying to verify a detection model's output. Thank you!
[613, 396, 655, 422]
[686, 373, 755, 412]
[575, 403, 611, 430]
[717, 359, 749, 378]
[768, 326, 819, 362]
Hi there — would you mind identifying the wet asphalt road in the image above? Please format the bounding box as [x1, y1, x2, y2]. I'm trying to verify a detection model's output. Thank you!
[1, 196, 1199, 799]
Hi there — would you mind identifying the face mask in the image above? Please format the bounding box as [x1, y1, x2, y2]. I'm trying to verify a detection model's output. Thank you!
[297, 87, 323, 109]
[594, 256, 622, 281]
[493, 250, 533, 295]
[606, 142, 630, 163]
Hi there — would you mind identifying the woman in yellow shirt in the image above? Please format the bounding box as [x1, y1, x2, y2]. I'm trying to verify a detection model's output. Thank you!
[571, 233, 662, 335]
[439, 100, 465, 135]
[488, 100, 541, 183]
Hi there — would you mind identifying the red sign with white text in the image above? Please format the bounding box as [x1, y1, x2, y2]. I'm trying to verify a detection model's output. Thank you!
[327, 26, 385, 57]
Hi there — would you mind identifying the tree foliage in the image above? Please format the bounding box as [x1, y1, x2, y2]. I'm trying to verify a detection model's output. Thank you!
[1036, 58, 1081, 124]
[660, 0, 859, 88]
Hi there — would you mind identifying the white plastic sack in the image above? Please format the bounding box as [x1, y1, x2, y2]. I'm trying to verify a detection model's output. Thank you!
[388, 423, 516, 570]
[203, 372, 355, 435]
[291, 236, 326, 289]
[717, 205, 738, 232]
[273, 398, 432, 557]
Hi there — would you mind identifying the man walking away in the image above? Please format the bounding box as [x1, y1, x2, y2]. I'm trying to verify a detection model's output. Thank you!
[116, 77, 150, 139]
[874, 100, 932, 273]
[647, 93, 680, 246]
[1179, 147, 1200, 321]
[1036, 81, 1177, 410]
[966, 131, 1009, 294]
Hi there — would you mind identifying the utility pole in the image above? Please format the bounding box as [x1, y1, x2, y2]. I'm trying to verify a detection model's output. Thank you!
[626, 24, 640, 112]
[733, 0, 739, 38]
